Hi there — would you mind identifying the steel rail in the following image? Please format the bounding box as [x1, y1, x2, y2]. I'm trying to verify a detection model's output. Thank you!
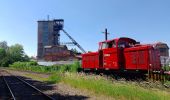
[16, 76, 55, 100]
[3, 70, 55, 100]
[1, 75, 16, 100]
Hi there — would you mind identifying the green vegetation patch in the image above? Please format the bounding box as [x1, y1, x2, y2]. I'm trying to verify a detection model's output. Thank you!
[0, 41, 30, 67]
[163, 66, 170, 71]
[9, 61, 170, 100]
[21, 73, 61, 84]
[9, 61, 80, 73]
[24, 73, 48, 82]
[62, 73, 170, 100]
[47, 73, 61, 84]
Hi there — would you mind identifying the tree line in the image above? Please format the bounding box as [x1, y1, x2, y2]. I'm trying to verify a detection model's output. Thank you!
[0, 41, 30, 67]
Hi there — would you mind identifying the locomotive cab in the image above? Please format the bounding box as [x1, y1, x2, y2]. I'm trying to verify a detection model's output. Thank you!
[99, 40, 116, 50]
[98, 37, 137, 70]
[99, 37, 137, 50]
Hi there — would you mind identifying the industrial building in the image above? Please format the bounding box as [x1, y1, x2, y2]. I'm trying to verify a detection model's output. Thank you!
[154, 42, 169, 57]
[37, 19, 85, 61]
[153, 42, 169, 66]
[37, 19, 72, 61]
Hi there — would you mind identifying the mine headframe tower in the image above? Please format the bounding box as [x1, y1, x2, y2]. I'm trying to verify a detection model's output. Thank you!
[52, 19, 86, 53]
[53, 19, 64, 45]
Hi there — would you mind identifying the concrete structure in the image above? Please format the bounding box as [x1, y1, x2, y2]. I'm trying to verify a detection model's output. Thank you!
[37, 19, 75, 61]
[38, 20, 54, 59]
[38, 61, 75, 66]
[153, 42, 169, 66]
[154, 42, 169, 57]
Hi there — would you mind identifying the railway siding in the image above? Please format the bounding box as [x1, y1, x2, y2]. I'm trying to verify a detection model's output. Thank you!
[0, 70, 54, 100]
[3, 68, 170, 100]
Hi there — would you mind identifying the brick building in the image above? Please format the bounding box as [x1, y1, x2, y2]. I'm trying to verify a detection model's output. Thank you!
[37, 19, 75, 61]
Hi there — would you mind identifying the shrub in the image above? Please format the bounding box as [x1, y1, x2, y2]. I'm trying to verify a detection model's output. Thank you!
[9, 61, 81, 73]
[162, 66, 170, 71]
[70, 61, 80, 72]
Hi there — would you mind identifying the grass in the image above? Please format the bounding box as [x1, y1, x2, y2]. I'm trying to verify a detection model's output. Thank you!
[24, 73, 48, 81]
[21, 73, 61, 84]
[62, 73, 170, 100]
[47, 73, 61, 84]
[164, 81, 170, 86]
[7, 61, 170, 100]
[22, 72, 170, 100]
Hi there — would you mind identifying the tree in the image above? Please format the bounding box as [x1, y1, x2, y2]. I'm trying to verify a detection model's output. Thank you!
[22, 55, 30, 62]
[0, 55, 12, 67]
[0, 48, 12, 67]
[9, 44, 26, 62]
[0, 41, 8, 50]
[0, 48, 6, 59]
[0, 42, 30, 67]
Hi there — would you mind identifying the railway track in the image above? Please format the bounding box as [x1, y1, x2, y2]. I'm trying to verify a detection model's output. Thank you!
[0, 75, 12, 99]
[0, 70, 55, 100]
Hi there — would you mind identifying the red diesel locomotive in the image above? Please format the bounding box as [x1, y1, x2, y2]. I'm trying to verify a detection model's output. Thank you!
[82, 37, 161, 76]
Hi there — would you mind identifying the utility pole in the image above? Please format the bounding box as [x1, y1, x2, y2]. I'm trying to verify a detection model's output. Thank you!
[103, 28, 109, 41]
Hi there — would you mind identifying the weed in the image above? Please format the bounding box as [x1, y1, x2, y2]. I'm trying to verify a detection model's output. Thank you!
[47, 73, 61, 84]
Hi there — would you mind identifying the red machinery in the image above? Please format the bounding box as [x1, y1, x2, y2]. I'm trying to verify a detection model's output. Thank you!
[82, 37, 161, 74]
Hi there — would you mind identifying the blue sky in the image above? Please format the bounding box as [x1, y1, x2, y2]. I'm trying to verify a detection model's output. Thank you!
[0, 0, 170, 56]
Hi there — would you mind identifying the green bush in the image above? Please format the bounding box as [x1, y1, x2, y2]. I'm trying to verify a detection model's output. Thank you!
[163, 66, 170, 71]
[9, 61, 81, 73]
[70, 61, 80, 72]
[9, 61, 37, 68]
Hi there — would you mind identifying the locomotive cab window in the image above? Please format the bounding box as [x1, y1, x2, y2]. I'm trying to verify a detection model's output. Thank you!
[109, 41, 116, 48]
[101, 42, 108, 49]
[118, 41, 132, 48]
[100, 41, 116, 49]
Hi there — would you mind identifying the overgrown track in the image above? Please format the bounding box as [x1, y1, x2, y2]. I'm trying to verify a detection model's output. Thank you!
[0, 70, 55, 100]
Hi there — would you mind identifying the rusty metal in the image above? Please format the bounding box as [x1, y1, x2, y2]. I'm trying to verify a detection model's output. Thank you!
[62, 29, 86, 53]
